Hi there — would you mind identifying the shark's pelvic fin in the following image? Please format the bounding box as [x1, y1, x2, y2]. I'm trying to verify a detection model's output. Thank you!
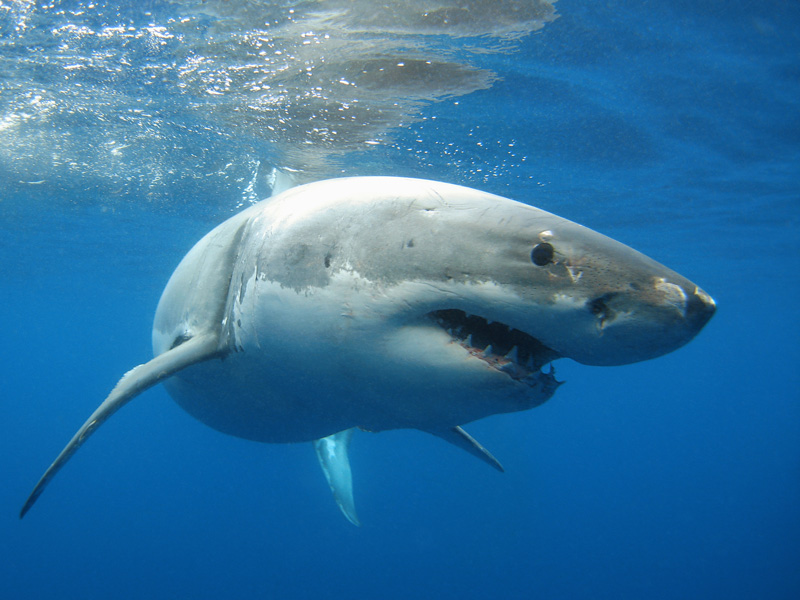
[427, 426, 505, 473]
[314, 428, 360, 526]
[20, 333, 221, 518]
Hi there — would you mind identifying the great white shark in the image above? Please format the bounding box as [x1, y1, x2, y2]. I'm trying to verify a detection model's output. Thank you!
[21, 176, 715, 525]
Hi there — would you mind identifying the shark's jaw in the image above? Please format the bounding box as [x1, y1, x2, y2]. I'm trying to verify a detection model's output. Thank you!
[428, 308, 562, 393]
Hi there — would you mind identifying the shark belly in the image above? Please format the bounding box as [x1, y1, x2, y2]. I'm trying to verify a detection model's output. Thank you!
[163, 344, 550, 444]
[162, 271, 556, 443]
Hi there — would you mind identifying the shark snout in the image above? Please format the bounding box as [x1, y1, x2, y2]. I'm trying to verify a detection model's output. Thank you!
[649, 276, 716, 332]
[565, 276, 715, 367]
[685, 286, 716, 331]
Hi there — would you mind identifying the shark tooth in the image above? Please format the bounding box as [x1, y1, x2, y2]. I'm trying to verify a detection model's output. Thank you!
[504, 346, 519, 363]
[499, 362, 521, 378]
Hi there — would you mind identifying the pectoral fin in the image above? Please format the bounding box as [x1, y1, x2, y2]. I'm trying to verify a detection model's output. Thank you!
[20, 333, 221, 518]
[426, 426, 505, 473]
[314, 428, 360, 526]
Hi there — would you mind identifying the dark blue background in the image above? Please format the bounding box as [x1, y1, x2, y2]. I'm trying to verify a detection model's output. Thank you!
[1, 1, 798, 598]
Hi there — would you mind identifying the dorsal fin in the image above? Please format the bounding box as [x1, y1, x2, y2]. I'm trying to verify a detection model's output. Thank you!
[20, 333, 221, 518]
[267, 167, 298, 197]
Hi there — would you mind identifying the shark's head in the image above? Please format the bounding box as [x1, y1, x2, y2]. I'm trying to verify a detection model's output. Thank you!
[504, 218, 716, 366]
[422, 205, 717, 369]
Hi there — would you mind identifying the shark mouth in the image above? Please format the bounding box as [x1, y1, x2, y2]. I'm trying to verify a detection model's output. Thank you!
[429, 309, 562, 389]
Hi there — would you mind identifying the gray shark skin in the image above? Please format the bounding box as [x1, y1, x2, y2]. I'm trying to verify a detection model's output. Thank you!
[21, 177, 715, 523]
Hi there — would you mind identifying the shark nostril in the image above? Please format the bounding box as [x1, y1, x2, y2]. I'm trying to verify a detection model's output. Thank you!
[587, 293, 617, 316]
[588, 297, 607, 316]
[587, 293, 618, 329]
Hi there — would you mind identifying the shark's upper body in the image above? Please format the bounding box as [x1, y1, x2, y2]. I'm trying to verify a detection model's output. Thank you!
[152, 177, 714, 442]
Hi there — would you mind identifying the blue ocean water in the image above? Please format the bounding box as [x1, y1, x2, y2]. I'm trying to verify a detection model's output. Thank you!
[1, 1, 798, 598]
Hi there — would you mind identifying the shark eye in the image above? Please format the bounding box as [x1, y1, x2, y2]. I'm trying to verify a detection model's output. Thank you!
[531, 242, 554, 266]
